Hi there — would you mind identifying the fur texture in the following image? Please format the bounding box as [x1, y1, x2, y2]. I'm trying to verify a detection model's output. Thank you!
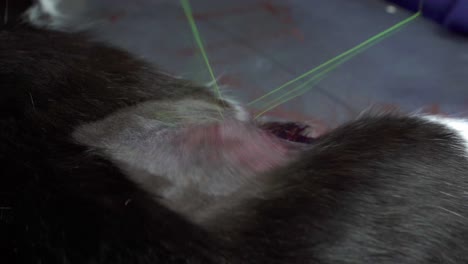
[2, 1, 468, 263]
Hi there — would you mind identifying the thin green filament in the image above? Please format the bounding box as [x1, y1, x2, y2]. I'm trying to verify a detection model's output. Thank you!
[249, 11, 422, 111]
[180, 0, 224, 118]
[181, 0, 423, 120]
[254, 70, 330, 119]
[252, 25, 405, 119]
[252, 50, 358, 119]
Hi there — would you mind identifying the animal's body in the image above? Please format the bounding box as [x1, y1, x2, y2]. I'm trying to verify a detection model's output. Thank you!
[2, 1, 468, 263]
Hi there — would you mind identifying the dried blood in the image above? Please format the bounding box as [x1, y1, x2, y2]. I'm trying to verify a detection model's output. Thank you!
[261, 122, 315, 144]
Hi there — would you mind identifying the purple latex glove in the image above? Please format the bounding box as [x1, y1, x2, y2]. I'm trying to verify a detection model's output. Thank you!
[387, 0, 468, 34]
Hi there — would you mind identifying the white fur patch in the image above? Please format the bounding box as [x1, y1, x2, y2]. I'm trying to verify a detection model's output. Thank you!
[422, 116, 468, 152]
[222, 97, 250, 121]
[26, 0, 70, 29]
[27, 0, 60, 26]
[38, 0, 62, 17]
[25, 5, 43, 23]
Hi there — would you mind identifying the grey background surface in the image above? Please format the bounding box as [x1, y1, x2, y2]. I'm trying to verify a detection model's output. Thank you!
[58, 0, 468, 129]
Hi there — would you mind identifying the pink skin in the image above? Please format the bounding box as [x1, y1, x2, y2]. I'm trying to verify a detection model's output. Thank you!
[179, 120, 303, 173]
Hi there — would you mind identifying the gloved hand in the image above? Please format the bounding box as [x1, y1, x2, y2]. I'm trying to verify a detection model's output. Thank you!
[387, 0, 468, 35]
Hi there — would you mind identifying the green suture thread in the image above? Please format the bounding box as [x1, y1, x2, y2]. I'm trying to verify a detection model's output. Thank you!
[180, 0, 224, 119]
[181, 0, 423, 120]
[253, 24, 406, 119]
[252, 63, 339, 110]
[254, 70, 330, 119]
[249, 11, 421, 106]
[253, 55, 350, 118]
[248, 11, 422, 113]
